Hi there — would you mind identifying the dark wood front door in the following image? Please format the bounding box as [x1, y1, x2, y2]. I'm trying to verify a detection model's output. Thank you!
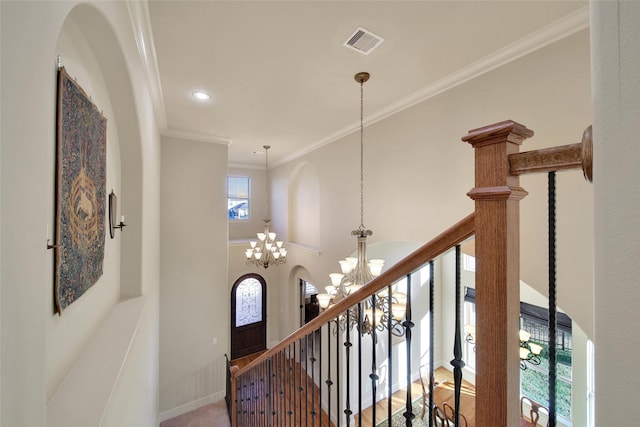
[231, 274, 267, 360]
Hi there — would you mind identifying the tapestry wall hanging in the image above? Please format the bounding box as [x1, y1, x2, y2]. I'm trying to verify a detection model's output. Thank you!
[55, 67, 107, 313]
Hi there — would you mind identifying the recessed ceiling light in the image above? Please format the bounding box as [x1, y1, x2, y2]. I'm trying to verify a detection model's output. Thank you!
[192, 91, 211, 101]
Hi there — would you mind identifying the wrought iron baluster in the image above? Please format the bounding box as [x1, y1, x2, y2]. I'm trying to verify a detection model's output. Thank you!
[292, 341, 296, 425]
[429, 260, 435, 427]
[357, 302, 363, 427]
[237, 376, 243, 424]
[305, 334, 309, 426]
[284, 345, 288, 423]
[268, 358, 273, 427]
[310, 330, 317, 427]
[298, 337, 303, 427]
[253, 366, 257, 425]
[386, 284, 393, 425]
[258, 362, 269, 426]
[247, 368, 251, 422]
[336, 317, 341, 427]
[284, 349, 288, 424]
[319, 324, 324, 427]
[404, 274, 415, 426]
[250, 369, 254, 418]
[451, 245, 465, 427]
[344, 309, 353, 424]
[242, 375, 248, 418]
[326, 322, 332, 426]
[254, 365, 258, 426]
[293, 340, 302, 425]
[254, 366, 259, 420]
[263, 361, 268, 426]
[278, 349, 286, 425]
[548, 171, 557, 427]
[237, 374, 243, 422]
[282, 352, 287, 425]
[370, 295, 378, 425]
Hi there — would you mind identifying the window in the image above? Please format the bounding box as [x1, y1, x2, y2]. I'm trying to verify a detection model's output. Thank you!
[227, 176, 250, 220]
[520, 306, 573, 421]
[463, 289, 573, 421]
[463, 253, 476, 272]
[463, 296, 477, 372]
[302, 279, 318, 298]
[235, 276, 263, 327]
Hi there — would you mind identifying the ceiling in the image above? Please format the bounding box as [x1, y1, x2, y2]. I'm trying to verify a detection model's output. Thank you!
[141, 1, 588, 167]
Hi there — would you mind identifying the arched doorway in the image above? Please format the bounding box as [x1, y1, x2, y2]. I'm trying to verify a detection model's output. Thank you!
[230, 274, 267, 359]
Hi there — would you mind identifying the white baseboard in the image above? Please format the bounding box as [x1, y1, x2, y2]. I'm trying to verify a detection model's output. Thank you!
[158, 390, 226, 422]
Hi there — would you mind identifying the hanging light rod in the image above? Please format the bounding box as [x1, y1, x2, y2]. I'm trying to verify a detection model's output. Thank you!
[315, 72, 406, 338]
[244, 145, 287, 268]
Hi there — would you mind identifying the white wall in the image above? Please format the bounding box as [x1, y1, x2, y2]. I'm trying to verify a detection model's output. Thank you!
[289, 162, 321, 248]
[1, 3, 71, 422]
[592, 1, 640, 425]
[159, 136, 229, 418]
[1, 1, 160, 425]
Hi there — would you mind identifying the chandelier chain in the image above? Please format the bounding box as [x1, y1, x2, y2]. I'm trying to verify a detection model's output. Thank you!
[314, 72, 407, 339]
[359, 77, 365, 231]
[244, 144, 286, 268]
[264, 145, 270, 220]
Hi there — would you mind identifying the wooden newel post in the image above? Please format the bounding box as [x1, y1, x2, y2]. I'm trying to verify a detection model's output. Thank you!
[462, 120, 533, 427]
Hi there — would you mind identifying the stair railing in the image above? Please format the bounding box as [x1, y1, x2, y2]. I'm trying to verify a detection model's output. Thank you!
[232, 213, 475, 426]
[231, 119, 593, 427]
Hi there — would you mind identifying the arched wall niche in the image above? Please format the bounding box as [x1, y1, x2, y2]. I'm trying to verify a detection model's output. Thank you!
[65, 4, 144, 298]
[47, 3, 146, 398]
[288, 161, 320, 249]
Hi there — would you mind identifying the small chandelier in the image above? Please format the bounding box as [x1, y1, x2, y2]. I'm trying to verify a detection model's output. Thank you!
[316, 72, 406, 336]
[245, 145, 287, 268]
[518, 328, 544, 370]
[464, 325, 544, 370]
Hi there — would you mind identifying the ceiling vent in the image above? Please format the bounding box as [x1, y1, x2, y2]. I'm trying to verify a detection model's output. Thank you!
[343, 27, 384, 55]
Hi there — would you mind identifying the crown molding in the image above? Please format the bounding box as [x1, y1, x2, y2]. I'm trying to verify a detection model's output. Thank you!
[162, 128, 232, 145]
[273, 6, 590, 168]
[228, 163, 265, 171]
[126, 0, 168, 131]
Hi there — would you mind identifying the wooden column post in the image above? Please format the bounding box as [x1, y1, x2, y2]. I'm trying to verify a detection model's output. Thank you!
[462, 120, 533, 427]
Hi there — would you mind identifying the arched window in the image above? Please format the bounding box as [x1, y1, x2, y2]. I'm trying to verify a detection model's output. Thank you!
[235, 276, 263, 326]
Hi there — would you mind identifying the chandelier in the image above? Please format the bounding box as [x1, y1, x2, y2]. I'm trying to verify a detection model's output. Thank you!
[315, 72, 406, 337]
[245, 145, 287, 268]
[518, 328, 543, 370]
[464, 325, 544, 370]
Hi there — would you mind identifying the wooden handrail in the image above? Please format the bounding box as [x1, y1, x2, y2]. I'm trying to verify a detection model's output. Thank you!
[233, 212, 476, 378]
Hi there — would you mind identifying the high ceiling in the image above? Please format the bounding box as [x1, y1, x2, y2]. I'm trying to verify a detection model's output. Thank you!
[143, 1, 588, 166]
